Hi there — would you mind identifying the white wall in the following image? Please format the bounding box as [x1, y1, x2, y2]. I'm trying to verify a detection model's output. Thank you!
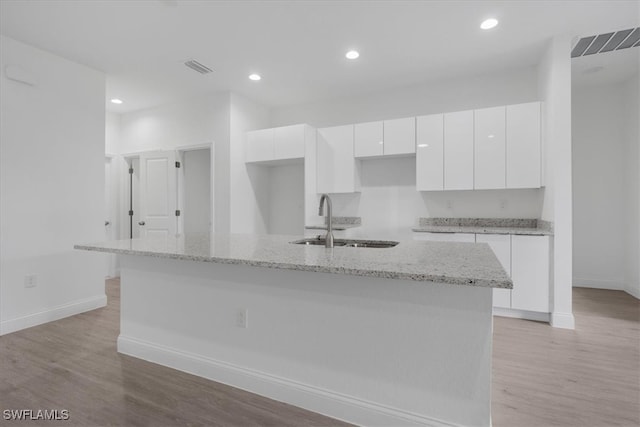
[0, 35, 107, 334]
[183, 149, 211, 233]
[105, 112, 120, 155]
[229, 93, 271, 234]
[268, 164, 305, 235]
[119, 92, 228, 232]
[623, 71, 640, 299]
[271, 67, 544, 230]
[572, 82, 630, 291]
[538, 36, 574, 329]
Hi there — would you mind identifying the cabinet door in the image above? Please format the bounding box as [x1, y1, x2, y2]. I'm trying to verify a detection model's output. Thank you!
[413, 232, 475, 242]
[474, 106, 506, 190]
[476, 234, 511, 308]
[354, 121, 383, 158]
[317, 125, 357, 194]
[506, 102, 541, 188]
[444, 110, 474, 190]
[384, 117, 416, 155]
[246, 128, 274, 163]
[274, 124, 305, 160]
[511, 235, 549, 312]
[416, 114, 444, 191]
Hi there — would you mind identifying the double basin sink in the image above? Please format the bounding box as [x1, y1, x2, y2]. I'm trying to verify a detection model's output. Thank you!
[291, 237, 399, 249]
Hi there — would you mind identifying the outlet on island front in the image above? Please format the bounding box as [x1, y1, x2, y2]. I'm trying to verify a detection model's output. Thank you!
[236, 308, 248, 328]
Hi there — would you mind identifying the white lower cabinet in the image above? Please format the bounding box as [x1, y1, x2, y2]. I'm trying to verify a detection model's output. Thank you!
[476, 234, 511, 309]
[413, 232, 475, 242]
[511, 235, 550, 313]
[413, 232, 550, 318]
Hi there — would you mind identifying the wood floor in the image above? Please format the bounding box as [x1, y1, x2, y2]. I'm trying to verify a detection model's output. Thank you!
[1, 280, 638, 427]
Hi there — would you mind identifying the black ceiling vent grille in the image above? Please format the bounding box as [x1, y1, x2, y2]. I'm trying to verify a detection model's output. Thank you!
[571, 27, 640, 58]
[184, 59, 213, 74]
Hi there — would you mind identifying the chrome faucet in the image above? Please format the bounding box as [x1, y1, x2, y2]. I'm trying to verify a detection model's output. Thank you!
[318, 194, 334, 248]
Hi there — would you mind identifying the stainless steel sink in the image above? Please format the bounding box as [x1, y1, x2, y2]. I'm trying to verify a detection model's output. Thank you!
[291, 238, 399, 248]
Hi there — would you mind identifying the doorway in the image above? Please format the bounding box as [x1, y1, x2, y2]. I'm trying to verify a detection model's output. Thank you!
[178, 148, 212, 234]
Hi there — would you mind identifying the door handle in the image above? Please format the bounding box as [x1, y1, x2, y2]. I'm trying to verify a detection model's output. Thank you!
[138, 221, 146, 226]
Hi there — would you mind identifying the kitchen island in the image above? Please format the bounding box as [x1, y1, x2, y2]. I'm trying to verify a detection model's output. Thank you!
[76, 233, 511, 427]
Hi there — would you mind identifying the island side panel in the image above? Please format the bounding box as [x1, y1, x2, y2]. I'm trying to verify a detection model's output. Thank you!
[118, 255, 492, 427]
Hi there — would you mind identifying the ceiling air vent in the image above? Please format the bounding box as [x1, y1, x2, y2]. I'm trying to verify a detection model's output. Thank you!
[572, 27, 640, 58]
[184, 59, 213, 74]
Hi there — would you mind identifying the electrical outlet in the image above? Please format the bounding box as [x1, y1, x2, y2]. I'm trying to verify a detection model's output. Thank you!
[24, 274, 37, 288]
[236, 308, 248, 328]
[446, 200, 453, 210]
[500, 200, 508, 210]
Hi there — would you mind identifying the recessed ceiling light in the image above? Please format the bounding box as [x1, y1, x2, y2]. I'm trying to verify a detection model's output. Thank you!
[345, 50, 360, 59]
[480, 18, 498, 30]
[249, 74, 261, 81]
[417, 144, 429, 148]
[110, 98, 123, 104]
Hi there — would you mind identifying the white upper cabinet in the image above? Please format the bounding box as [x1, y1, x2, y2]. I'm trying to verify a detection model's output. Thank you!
[317, 124, 359, 194]
[444, 110, 474, 190]
[354, 121, 383, 158]
[383, 117, 416, 155]
[416, 114, 444, 191]
[274, 124, 305, 160]
[246, 124, 306, 163]
[474, 106, 506, 190]
[506, 102, 541, 188]
[246, 128, 274, 163]
[511, 235, 549, 313]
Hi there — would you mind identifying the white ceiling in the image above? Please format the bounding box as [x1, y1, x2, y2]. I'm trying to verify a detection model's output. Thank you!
[1, 0, 638, 113]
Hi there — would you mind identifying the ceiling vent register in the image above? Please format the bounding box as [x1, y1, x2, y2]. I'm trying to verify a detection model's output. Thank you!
[571, 27, 640, 58]
[184, 59, 213, 74]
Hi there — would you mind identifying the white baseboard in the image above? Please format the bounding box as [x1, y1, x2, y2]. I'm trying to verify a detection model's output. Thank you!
[492, 307, 550, 323]
[0, 294, 107, 336]
[550, 312, 575, 330]
[573, 277, 624, 291]
[624, 286, 640, 300]
[117, 335, 462, 427]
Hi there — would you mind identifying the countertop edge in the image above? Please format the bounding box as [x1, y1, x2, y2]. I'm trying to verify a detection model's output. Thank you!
[74, 244, 512, 289]
[411, 227, 553, 236]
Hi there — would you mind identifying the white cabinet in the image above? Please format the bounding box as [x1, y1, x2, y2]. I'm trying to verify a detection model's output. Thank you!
[444, 110, 474, 190]
[384, 117, 416, 155]
[474, 106, 506, 189]
[476, 234, 511, 308]
[354, 121, 383, 158]
[274, 124, 305, 160]
[413, 232, 476, 242]
[246, 124, 306, 163]
[416, 114, 444, 191]
[246, 128, 274, 163]
[506, 102, 541, 188]
[317, 125, 359, 194]
[511, 235, 549, 312]
[354, 118, 415, 158]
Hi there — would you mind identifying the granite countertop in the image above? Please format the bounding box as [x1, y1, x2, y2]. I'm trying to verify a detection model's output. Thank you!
[75, 233, 511, 289]
[412, 218, 554, 236]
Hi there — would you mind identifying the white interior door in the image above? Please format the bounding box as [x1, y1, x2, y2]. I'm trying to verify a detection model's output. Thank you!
[139, 150, 178, 239]
[104, 157, 116, 277]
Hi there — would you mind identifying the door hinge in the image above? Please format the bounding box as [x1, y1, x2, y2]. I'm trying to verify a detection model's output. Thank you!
[129, 167, 134, 174]
[175, 161, 181, 168]
[129, 210, 134, 216]
[175, 210, 181, 217]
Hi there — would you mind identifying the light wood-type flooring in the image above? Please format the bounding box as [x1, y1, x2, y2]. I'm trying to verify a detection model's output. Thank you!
[1, 279, 638, 427]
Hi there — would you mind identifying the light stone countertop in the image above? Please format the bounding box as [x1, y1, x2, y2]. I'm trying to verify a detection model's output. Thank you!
[412, 218, 554, 236]
[75, 233, 512, 289]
